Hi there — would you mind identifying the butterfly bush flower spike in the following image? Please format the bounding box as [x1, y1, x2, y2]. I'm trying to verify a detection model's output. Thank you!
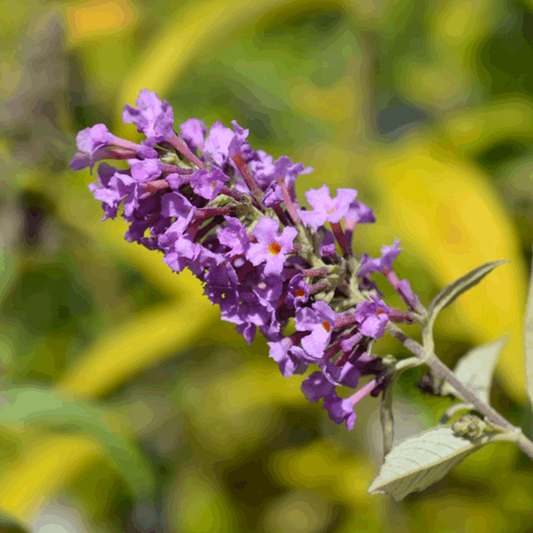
[71, 89, 423, 432]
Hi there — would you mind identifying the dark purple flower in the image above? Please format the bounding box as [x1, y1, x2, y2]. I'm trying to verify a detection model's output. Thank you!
[294, 301, 336, 360]
[247, 217, 297, 276]
[285, 274, 309, 309]
[301, 371, 335, 402]
[300, 185, 358, 230]
[323, 393, 356, 431]
[160, 191, 195, 221]
[358, 238, 402, 277]
[268, 338, 308, 377]
[346, 201, 375, 225]
[353, 295, 390, 339]
[318, 229, 336, 257]
[88, 163, 132, 220]
[261, 181, 284, 207]
[163, 235, 201, 273]
[319, 360, 361, 389]
[122, 89, 174, 145]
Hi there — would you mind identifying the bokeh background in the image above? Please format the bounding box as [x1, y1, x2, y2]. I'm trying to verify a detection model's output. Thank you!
[2, 0, 533, 531]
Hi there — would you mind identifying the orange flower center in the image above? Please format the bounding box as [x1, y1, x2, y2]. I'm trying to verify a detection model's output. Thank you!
[295, 289, 305, 298]
[269, 242, 281, 255]
[376, 309, 386, 316]
[322, 321, 331, 332]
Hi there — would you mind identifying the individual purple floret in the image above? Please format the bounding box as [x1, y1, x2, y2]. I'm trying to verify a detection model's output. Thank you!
[323, 394, 357, 431]
[71, 88, 421, 433]
[353, 295, 390, 339]
[247, 217, 297, 276]
[294, 301, 336, 361]
[359, 238, 402, 277]
[300, 184, 358, 230]
[123, 88, 175, 145]
[190, 167, 229, 200]
[180, 118, 207, 152]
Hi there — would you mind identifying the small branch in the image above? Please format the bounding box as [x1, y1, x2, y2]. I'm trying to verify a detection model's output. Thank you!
[385, 322, 533, 463]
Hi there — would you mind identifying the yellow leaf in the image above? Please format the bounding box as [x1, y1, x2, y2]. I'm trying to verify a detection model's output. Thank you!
[0, 434, 102, 521]
[368, 137, 528, 403]
[65, 0, 138, 41]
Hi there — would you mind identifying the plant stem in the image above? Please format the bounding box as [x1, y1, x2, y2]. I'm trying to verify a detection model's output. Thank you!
[385, 322, 533, 462]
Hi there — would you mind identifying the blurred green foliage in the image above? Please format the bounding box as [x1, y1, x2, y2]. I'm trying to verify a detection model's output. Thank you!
[1, 0, 533, 531]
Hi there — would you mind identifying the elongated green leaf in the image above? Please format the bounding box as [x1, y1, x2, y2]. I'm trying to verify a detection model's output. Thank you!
[441, 337, 508, 403]
[427, 260, 507, 331]
[525, 249, 533, 409]
[0, 387, 155, 500]
[368, 426, 489, 501]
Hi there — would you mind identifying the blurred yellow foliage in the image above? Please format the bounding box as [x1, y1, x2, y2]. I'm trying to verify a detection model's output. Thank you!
[368, 137, 528, 403]
[0, 434, 103, 521]
[65, 0, 137, 41]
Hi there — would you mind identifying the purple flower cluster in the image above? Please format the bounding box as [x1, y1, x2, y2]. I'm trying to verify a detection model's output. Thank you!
[71, 89, 417, 430]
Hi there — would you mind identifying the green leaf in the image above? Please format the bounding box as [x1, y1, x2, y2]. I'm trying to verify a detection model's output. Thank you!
[0, 387, 155, 500]
[525, 248, 533, 409]
[367, 426, 490, 501]
[441, 337, 508, 403]
[427, 260, 507, 333]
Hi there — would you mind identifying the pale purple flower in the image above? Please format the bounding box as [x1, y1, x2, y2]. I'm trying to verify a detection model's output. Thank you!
[353, 295, 390, 339]
[122, 89, 174, 145]
[128, 158, 163, 182]
[180, 118, 207, 152]
[190, 167, 229, 200]
[76, 124, 113, 157]
[204, 120, 249, 166]
[300, 185, 358, 230]
[160, 191, 195, 221]
[218, 217, 250, 257]
[247, 217, 297, 276]
[295, 301, 336, 360]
